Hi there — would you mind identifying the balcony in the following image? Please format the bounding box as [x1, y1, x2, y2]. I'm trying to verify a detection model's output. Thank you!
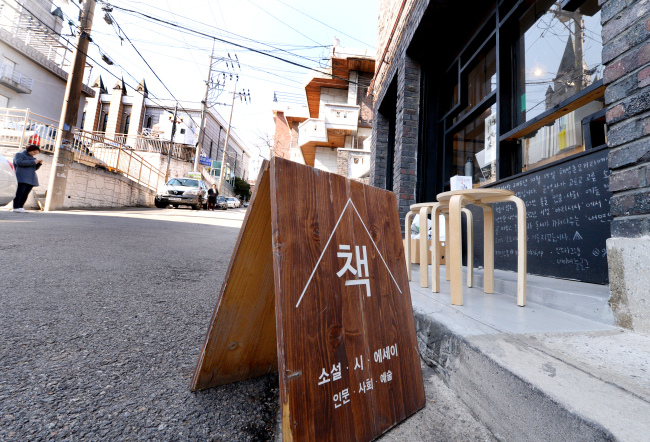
[0, 64, 33, 94]
[323, 103, 359, 133]
[298, 118, 328, 147]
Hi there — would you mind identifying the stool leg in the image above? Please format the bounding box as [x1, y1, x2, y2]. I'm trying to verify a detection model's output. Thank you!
[419, 206, 431, 288]
[449, 195, 468, 306]
[480, 204, 494, 294]
[431, 204, 441, 293]
[404, 211, 414, 281]
[462, 208, 474, 288]
[444, 214, 450, 281]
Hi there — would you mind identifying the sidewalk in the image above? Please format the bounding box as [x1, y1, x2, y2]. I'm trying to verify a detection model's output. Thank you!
[410, 265, 650, 441]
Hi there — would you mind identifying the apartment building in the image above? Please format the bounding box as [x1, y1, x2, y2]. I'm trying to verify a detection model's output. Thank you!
[0, 0, 93, 122]
[272, 40, 375, 182]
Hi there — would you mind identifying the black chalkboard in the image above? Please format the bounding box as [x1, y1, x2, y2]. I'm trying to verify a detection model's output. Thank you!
[467, 148, 611, 285]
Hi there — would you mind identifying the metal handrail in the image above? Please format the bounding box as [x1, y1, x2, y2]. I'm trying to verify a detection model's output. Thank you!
[0, 108, 166, 191]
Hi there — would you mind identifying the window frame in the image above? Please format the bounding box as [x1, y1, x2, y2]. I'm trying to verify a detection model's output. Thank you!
[435, 0, 605, 189]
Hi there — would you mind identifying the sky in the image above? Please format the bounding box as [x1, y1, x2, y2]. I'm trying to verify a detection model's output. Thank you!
[55, 0, 379, 170]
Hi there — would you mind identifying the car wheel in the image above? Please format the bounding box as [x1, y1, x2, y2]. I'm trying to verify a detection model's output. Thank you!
[154, 200, 166, 209]
[202, 203, 208, 210]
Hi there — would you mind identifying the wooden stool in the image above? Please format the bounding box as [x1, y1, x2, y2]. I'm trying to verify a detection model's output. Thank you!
[437, 189, 527, 307]
[430, 204, 474, 293]
[407, 203, 474, 289]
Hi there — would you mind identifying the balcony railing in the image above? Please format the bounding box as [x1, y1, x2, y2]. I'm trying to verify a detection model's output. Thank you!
[0, 63, 33, 93]
[81, 130, 196, 162]
[298, 118, 328, 147]
[323, 103, 360, 133]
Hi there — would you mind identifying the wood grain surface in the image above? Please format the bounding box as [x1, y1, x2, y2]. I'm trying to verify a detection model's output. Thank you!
[270, 157, 425, 441]
[190, 160, 278, 391]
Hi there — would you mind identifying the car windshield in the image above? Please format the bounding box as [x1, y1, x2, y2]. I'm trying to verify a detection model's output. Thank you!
[167, 178, 199, 187]
[227, 198, 236, 201]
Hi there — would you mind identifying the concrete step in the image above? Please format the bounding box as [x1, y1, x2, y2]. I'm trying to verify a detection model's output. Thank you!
[465, 266, 614, 325]
[410, 265, 650, 441]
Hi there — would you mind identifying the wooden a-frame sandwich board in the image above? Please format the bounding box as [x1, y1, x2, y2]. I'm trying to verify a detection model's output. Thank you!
[191, 157, 425, 441]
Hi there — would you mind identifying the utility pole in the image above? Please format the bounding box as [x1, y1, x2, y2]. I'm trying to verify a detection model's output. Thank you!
[44, 0, 96, 211]
[218, 78, 238, 194]
[195, 39, 215, 172]
[164, 102, 179, 183]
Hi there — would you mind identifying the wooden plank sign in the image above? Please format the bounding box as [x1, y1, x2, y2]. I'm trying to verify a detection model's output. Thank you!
[191, 157, 425, 441]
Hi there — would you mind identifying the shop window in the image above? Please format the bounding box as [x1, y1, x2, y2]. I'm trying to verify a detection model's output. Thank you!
[519, 97, 604, 171]
[442, 66, 459, 114]
[516, 0, 603, 124]
[454, 45, 496, 123]
[210, 161, 222, 178]
[452, 104, 497, 186]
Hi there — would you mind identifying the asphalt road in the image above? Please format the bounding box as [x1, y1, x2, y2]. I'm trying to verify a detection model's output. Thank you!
[0, 207, 279, 441]
[0, 206, 494, 441]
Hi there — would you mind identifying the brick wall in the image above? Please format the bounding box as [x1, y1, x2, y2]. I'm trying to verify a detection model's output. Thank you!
[602, 0, 650, 332]
[602, 0, 650, 237]
[373, 0, 428, 104]
[272, 111, 291, 159]
[393, 53, 420, 232]
[370, 111, 389, 189]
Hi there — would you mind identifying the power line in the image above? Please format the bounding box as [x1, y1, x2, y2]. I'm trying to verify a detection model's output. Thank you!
[18, 2, 198, 128]
[274, 0, 375, 49]
[106, 9, 202, 128]
[246, 0, 323, 47]
[105, 0, 327, 65]
[103, 2, 358, 86]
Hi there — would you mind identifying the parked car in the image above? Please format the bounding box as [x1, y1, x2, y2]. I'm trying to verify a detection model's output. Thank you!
[215, 195, 227, 210]
[155, 177, 208, 210]
[226, 197, 240, 209]
[0, 155, 18, 207]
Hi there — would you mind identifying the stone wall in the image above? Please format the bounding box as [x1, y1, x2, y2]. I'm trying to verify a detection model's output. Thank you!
[337, 149, 350, 176]
[602, 0, 650, 333]
[1, 148, 155, 209]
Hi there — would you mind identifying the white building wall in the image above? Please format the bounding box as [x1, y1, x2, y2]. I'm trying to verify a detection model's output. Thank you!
[0, 43, 86, 124]
[314, 146, 338, 173]
[0, 0, 90, 124]
[319, 87, 347, 117]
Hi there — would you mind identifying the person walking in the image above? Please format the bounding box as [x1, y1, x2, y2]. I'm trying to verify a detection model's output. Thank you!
[12, 144, 42, 213]
[207, 184, 218, 211]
